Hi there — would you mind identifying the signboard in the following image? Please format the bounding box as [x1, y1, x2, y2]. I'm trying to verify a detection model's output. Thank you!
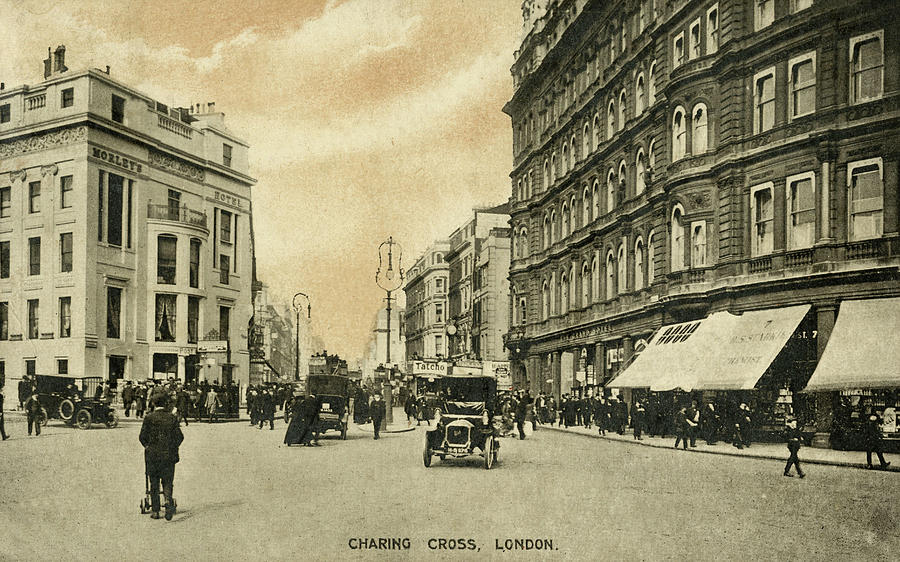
[606, 348, 620, 369]
[411, 360, 449, 376]
[198, 340, 228, 353]
[309, 357, 327, 367]
[451, 365, 482, 376]
[575, 370, 586, 384]
[883, 407, 897, 434]
[484, 361, 512, 389]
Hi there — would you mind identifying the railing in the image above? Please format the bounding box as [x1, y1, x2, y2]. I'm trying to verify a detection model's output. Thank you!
[748, 255, 772, 273]
[26, 94, 46, 110]
[846, 239, 881, 260]
[785, 248, 814, 268]
[688, 269, 707, 284]
[147, 203, 207, 228]
[157, 113, 193, 138]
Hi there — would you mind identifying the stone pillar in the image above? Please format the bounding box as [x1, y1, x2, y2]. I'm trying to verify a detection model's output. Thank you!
[177, 355, 186, 383]
[594, 342, 605, 392]
[551, 351, 561, 401]
[811, 304, 837, 448]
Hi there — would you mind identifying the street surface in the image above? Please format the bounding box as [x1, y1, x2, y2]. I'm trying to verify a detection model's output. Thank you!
[0, 411, 897, 560]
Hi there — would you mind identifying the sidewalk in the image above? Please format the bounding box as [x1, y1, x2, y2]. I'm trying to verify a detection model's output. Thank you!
[541, 422, 899, 472]
[354, 406, 417, 434]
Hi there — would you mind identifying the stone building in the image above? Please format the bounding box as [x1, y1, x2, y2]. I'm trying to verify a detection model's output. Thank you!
[404, 240, 450, 361]
[0, 47, 255, 395]
[502, 0, 899, 443]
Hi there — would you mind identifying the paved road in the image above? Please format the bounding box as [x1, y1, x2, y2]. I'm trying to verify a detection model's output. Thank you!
[0, 414, 896, 560]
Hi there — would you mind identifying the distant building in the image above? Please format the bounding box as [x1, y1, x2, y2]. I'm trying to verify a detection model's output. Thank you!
[0, 47, 255, 396]
[361, 305, 406, 382]
[473, 226, 511, 361]
[403, 240, 450, 361]
[249, 283, 294, 384]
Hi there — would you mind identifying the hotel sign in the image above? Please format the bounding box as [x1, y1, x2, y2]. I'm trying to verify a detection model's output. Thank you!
[92, 147, 142, 173]
[214, 190, 244, 209]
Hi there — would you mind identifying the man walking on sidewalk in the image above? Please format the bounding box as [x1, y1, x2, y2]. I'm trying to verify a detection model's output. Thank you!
[24, 392, 42, 436]
[864, 413, 891, 470]
[783, 419, 805, 478]
[673, 406, 689, 450]
[370, 393, 386, 440]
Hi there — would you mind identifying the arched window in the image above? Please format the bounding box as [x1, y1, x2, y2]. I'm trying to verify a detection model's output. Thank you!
[582, 185, 592, 225]
[648, 137, 656, 170]
[542, 280, 550, 320]
[543, 214, 551, 249]
[550, 209, 558, 244]
[692, 103, 708, 154]
[606, 250, 616, 299]
[618, 160, 627, 203]
[583, 123, 591, 157]
[593, 113, 601, 150]
[648, 62, 657, 106]
[692, 222, 707, 267]
[516, 179, 522, 201]
[671, 205, 685, 271]
[672, 106, 686, 161]
[581, 261, 590, 306]
[617, 243, 627, 295]
[527, 170, 533, 199]
[561, 143, 569, 175]
[647, 230, 656, 283]
[569, 263, 576, 309]
[549, 272, 557, 316]
[636, 148, 646, 194]
[634, 237, 644, 291]
[560, 271, 569, 314]
[518, 296, 527, 326]
[550, 152, 558, 183]
[607, 100, 616, 139]
[618, 90, 627, 129]
[607, 169, 616, 213]
[591, 253, 600, 303]
[569, 195, 577, 231]
[636, 73, 646, 116]
[543, 160, 550, 191]
[561, 202, 570, 237]
[569, 134, 577, 168]
[592, 179, 601, 218]
[519, 228, 529, 258]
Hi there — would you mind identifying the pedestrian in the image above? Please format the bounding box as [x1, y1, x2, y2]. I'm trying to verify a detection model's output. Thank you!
[135, 384, 147, 418]
[94, 381, 104, 401]
[0, 388, 10, 440]
[122, 381, 134, 417]
[738, 403, 752, 448]
[405, 393, 417, 427]
[175, 387, 190, 427]
[139, 396, 184, 520]
[259, 390, 275, 430]
[18, 376, 31, 410]
[515, 392, 528, 440]
[632, 401, 645, 440]
[594, 396, 607, 436]
[370, 393, 386, 440]
[205, 387, 220, 423]
[686, 401, 700, 447]
[863, 413, 891, 470]
[24, 391, 42, 436]
[616, 397, 629, 435]
[673, 406, 689, 450]
[563, 394, 577, 428]
[701, 402, 719, 445]
[783, 418, 805, 478]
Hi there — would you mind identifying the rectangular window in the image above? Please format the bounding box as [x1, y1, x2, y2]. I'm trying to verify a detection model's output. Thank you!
[167, 189, 181, 220]
[435, 335, 443, 357]
[188, 296, 200, 344]
[790, 52, 816, 119]
[155, 294, 177, 342]
[674, 35, 684, 67]
[60, 175, 73, 209]
[157, 235, 177, 284]
[111, 94, 125, 123]
[219, 254, 230, 284]
[219, 306, 230, 341]
[435, 303, 444, 324]
[791, 0, 814, 12]
[223, 144, 233, 167]
[61, 88, 74, 108]
[58, 359, 68, 375]
[754, 68, 776, 133]
[689, 19, 701, 59]
[435, 278, 444, 293]
[0, 186, 9, 217]
[107, 173, 123, 246]
[756, 0, 774, 30]
[60, 232, 73, 272]
[707, 5, 719, 54]
[848, 158, 884, 241]
[691, 221, 707, 267]
[29, 237, 41, 275]
[98, 171, 104, 242]
[126, 179, 132, 248]
[220, 209, 232, 243]
[850, 31, 884, 104]
[0, 241, 8, 278]
[27, 299, 39, 339]
[59, 296, 71, 338]
[0, 104, 9, 123]
[751, 184, 774, 256]
[26, 359, 36, 376]
[0, 302, 7, 340]
[787, 172, 816, 250]
[28, 181, 40, 213]
[189, 238, 201, 288]
[107, 287, 122, 339]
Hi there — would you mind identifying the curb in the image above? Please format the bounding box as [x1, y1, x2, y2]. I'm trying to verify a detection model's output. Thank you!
[354, 424, 417, 434]
[543, 425, 899, 472]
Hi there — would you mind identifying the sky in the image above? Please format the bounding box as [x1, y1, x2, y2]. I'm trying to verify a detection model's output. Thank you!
[2, 0, 524, 361]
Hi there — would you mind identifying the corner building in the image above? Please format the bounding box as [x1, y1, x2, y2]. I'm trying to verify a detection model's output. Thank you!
[404, 240, 451, 361]
[0, 48, 255, 395]
[503, 1, 899, 443]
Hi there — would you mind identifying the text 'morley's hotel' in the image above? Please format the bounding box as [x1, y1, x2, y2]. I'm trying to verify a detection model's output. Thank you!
[0, 47, 255, 394]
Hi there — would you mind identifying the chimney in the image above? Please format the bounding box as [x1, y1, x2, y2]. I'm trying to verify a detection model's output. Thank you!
[207, 102, 215, 112]
[105, 65, 110, 74]
[53, 45, 67, 74]
[43, 47, 52, 79]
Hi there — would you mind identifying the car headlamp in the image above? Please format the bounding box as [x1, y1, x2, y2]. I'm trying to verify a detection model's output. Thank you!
[481, 410, 489, 425]
[433, 409, 441, 424]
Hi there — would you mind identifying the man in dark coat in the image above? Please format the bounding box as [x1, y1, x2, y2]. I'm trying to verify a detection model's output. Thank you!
[783, 418, 805, 478]
[122, 381, 134, 417]
[24, 392, 42, 436]
[593, 396, 607, 435]
[175, 387, 191, 427]
[139, 396, 184, 520]
[370, 393, 386, 440]
[673, 406, 689, 450]
[701, 402, 719, 445]
[563, 394, 578, 427]
[615, 398, 629, 435]
[864, 413, 890, 470]
[18, 376, 31, 410]
[515, 392, 528, 440]
[686, 402, 700, 447]
[632, 401, 645, 440]
[259, 390, 276, 430]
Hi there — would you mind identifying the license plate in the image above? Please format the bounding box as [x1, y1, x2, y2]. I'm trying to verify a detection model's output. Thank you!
[448, 447, 468, 455]
[321, 403, 330, 411]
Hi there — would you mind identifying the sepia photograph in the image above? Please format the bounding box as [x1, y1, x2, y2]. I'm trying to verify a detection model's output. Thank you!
[0, 0, 898, 559]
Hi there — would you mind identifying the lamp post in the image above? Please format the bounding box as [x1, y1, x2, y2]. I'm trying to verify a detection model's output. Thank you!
[292, 292, 311, 383]
[376, 236, 404, 427]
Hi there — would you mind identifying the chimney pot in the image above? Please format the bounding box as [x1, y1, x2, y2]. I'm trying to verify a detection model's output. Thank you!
[105, 65, 110, 74]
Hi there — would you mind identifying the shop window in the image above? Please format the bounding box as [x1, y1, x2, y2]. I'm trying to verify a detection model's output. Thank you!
[61, 88, 74, 108]
[850, 31, 883, 104]
[28, 181, 40, 213]
[754, 67, 776, 133]
[0, 241, 8, 278]
[28, 237, 40, 275]
[107, 287, 122, 339]
[787, 172, 816, 249]
[673, 34, 684, 68]
[671, 206, 685, 271]
[27, 299, 39, 339]
[60, 232, 72, 273]
[157, 235, 177, 284]
[707, 5, 719, 54]
[60, 175, 73, 209]
[672, 107, 686, 161]
[756, 0, 774, 30]
[0, 186, 9, 218]
[848, 158, 884, 241]
[155, 294, 176, 342]
[636, 74, 646, 116]
[692, 103, 708, 154]
[111, 94, 125, 123]
[751, 183, 774, 256]
[790, 52, 816, 119]
[691, 221, 707, 268]
[690, 19, 701, 60]
[59, 296, 71, 338]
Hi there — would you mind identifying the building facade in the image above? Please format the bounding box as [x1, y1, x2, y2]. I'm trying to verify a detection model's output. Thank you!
[445, 204, 510, 360]
[0, 47, 255, 396]
[361, 304, 406, 382]
[249, 282, 295, 384]
[404, 240, 450, 361]
[503, 0, 899, 439]
[473, 227, 512, 361]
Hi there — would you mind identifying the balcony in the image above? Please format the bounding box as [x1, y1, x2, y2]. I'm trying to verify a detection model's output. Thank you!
[846, 238, 883, 260]
[147, 203, 208, 229]
[785, 248, 814, 268]
[157, 112, 193, 139]
[26, 93, 46, 111]
[748, 255, 772, 274]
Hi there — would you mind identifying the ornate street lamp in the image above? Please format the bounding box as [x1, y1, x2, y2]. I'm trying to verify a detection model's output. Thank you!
[292, 292, 311, 382]
[375, 237, 404, 426]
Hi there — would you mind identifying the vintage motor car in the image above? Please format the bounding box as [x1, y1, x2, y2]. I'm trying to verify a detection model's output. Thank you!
[307, 374, 351, 440]
[34, 375, 119, 430]
[423, 372, 500, 469]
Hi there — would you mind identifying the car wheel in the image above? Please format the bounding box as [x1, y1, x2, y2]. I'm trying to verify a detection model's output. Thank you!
[39, 407, 49, 427]
[58, 399, 76, 421]
[75, 409, 92, 430]
[484, 435, 494, 470]
[105, 410, 119, 428]
[423, 441, 433, 468]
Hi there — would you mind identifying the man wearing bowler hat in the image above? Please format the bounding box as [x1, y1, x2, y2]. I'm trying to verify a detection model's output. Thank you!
[139, 396, 184, 520]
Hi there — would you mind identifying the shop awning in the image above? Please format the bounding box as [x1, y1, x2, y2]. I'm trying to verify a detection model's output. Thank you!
[803, 298, 900, 391]
[608, 305, 810, 392]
